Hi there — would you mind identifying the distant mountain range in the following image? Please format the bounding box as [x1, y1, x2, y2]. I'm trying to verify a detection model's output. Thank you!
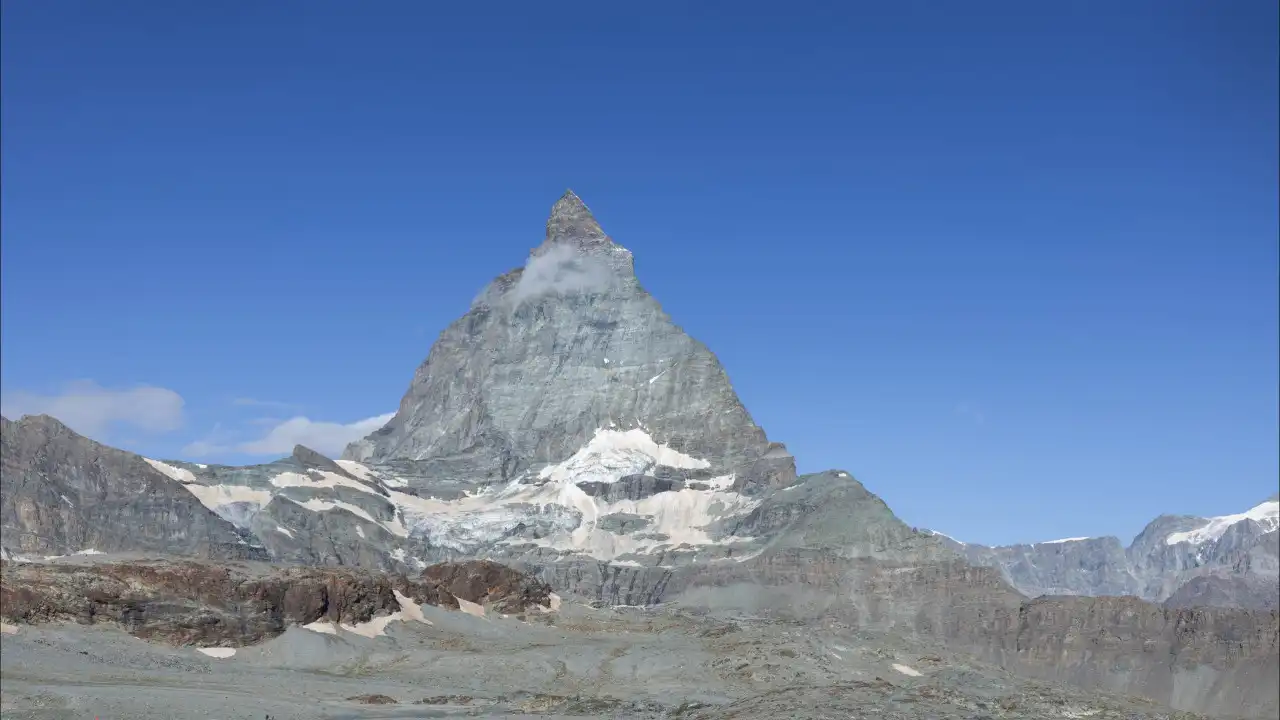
[928, 496, 1279, 610]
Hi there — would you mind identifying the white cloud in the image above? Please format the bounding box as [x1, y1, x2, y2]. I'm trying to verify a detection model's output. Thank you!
[509, 244, 615, 304]
[0, 380, 185, 438]
[235, 413, 395, 458]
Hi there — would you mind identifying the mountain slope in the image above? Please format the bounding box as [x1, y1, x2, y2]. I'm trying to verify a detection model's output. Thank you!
[1, 415, 265, 561]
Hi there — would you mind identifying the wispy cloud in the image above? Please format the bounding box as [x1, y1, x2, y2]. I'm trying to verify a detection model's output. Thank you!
[1, 380, 185, 438]
[180, 422, 235, 457]
[182, 413, 394, 459]
[508, 244, 616, 304]
[236, 413, 395, 458]
[954, 402, 986, 426]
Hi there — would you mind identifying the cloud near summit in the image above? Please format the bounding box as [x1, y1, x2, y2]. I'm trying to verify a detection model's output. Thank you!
[509, 245, 614, 304]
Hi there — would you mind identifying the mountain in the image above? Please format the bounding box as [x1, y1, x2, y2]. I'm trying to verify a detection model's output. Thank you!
[1, 414, 264, 561]
[1, 192, 1276, 718]
[343, 190, 796, 495]
[932, 497, 1280, 610]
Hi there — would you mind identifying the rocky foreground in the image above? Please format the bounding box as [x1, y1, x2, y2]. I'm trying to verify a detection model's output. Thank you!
[1, 557, 553, 647]
[0, 555, 1222, 720]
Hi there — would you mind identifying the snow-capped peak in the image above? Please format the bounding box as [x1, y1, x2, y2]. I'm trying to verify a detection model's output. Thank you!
[1164, 499, 1280, 546]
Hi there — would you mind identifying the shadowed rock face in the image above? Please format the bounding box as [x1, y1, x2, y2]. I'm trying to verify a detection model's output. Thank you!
[341, 190, 796, 497]
[0, 415, 264, 561]
[0, 558, 553, 646]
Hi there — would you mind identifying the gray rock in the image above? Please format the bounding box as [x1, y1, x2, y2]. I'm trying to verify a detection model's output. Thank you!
[934, 496, 1280, 610]
[0, 415, 264, 561]
[341, 190, 796, 498]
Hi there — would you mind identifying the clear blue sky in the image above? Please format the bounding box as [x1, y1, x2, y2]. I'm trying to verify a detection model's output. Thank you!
[2, 2, 1276, 546]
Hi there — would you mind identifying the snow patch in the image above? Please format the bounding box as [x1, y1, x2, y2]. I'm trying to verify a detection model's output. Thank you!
[274, 525, 294, 539]
[60, 495, 73, 506]
[924, 529, 965, 545]
[355, 526, 365, 538]
[1165, 500, 1280, 546]
[302, 620, 338, 635]
[379, 428, 757, 561]
[647, 369, 668, 384]
[270, 470, 379, 496]
[198, 647, 237, 658]
[395, 589, 431, 625]
[180, 483, 273, 528]
[1038, 537, 1092, 545]
[296, 498, 408, 538]
[73, 549, 104, 556]
[456, 597, 486, 618]
[336, 459, 406, 488]
[143, 458, 199, 484]
[536, 428, 710, 485]
[1, 622, 18, 635]
[892, 663, 922, 677]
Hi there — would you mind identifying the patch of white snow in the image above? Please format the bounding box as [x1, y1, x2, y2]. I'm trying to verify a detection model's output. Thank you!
[892, 663, 922, 677]
[456, 597, 486, 618]
[1038, 537, 1092, 545]
[73, 549, 104, 556]
[355, 526, 365, 538]
[180, 484, 273, 528]
[302, 620, 338, 635]
[198, 647, 237, 658]
[296, 498, 408, 538]
[1165, 500, 1280, 546]
[143, 458, 199, 484]
[270, 470, 379, 495]
[537, 428, 710, 485]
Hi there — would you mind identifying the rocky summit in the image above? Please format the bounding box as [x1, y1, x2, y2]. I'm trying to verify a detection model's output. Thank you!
[1, 192, 1277, 719]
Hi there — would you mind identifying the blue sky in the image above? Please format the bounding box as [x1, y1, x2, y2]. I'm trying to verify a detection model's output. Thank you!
[2, 2, 1276, 546]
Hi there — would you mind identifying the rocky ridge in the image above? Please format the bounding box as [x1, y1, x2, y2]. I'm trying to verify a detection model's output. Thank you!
[931, 496, 1280, 611]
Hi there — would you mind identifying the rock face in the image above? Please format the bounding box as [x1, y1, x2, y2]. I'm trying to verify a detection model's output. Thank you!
[1, 415, 264, 561]
[342, 190, 796, 497]
[933, 497, 1280, 611]
[0, 557, 554, 646]
[977, 596, 1280, 720]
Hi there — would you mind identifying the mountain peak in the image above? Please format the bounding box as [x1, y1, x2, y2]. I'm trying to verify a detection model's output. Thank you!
[544, 189, 609, 250]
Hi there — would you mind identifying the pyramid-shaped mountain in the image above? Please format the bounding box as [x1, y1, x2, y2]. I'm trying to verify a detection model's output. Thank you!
[343, 190, 797, 496]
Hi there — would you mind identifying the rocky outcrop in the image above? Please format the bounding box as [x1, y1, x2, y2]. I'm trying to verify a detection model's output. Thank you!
[1, 415, 264, 561]
[976, 596, 1279, 720]
[0, 557, 553, 646]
